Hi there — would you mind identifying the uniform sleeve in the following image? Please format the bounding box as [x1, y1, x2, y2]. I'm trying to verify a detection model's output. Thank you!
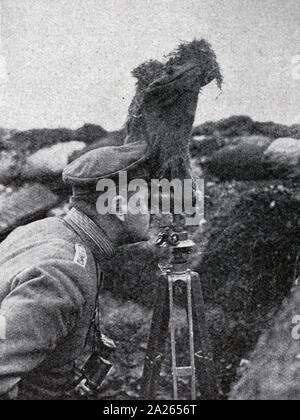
[0, 259, 86, 397]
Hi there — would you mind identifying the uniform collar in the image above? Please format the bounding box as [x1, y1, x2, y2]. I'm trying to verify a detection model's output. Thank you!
[64, 208, 116, 261]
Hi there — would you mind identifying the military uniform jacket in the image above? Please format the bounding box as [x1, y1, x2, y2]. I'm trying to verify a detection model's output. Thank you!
[0, 208, 115, 399]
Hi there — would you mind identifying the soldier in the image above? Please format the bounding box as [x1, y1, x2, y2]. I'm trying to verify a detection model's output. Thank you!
[0, 142, 150, 400]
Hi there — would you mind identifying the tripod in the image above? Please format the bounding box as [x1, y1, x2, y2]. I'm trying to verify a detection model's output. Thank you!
[140, 229, 219, 400]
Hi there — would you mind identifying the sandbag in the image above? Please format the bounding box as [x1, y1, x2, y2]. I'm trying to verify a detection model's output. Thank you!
[264, 138, 300, 179]
[0, 183, 59, 239]
[204, 136, 272, 180]
[22, 141, 86, 179]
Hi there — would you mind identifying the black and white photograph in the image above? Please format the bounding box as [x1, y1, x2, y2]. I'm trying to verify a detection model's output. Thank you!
[0, 0, 299, 404]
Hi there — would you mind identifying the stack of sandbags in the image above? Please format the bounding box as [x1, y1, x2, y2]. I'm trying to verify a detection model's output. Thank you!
[0, 128, 86, 241]
[192, 134, 300, 182]
[0, 123, 122, 244]
[22, 141, 86, 180]
[230, 284, 300, 400]
[0, 124, 113, 186]
[0, 141, 86, 185]
[0, 183, 58, 240]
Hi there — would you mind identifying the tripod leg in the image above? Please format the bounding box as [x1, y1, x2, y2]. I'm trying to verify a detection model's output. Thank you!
[190, 272, 220, 400]
[186, 276, 197, 400]
[140, 274, 170, 400]
[169, 276, 187, 400]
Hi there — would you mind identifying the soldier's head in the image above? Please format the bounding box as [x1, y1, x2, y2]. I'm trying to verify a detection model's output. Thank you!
[63, 143, 151, 246]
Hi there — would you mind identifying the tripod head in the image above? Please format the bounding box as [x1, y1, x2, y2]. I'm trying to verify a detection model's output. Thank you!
[156, 214, 196, 266]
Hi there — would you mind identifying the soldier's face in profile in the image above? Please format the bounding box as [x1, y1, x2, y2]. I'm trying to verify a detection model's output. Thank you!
[117, 190, 151, 243]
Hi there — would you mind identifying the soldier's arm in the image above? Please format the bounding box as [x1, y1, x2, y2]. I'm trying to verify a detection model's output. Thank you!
[0, 260, 86, 398]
